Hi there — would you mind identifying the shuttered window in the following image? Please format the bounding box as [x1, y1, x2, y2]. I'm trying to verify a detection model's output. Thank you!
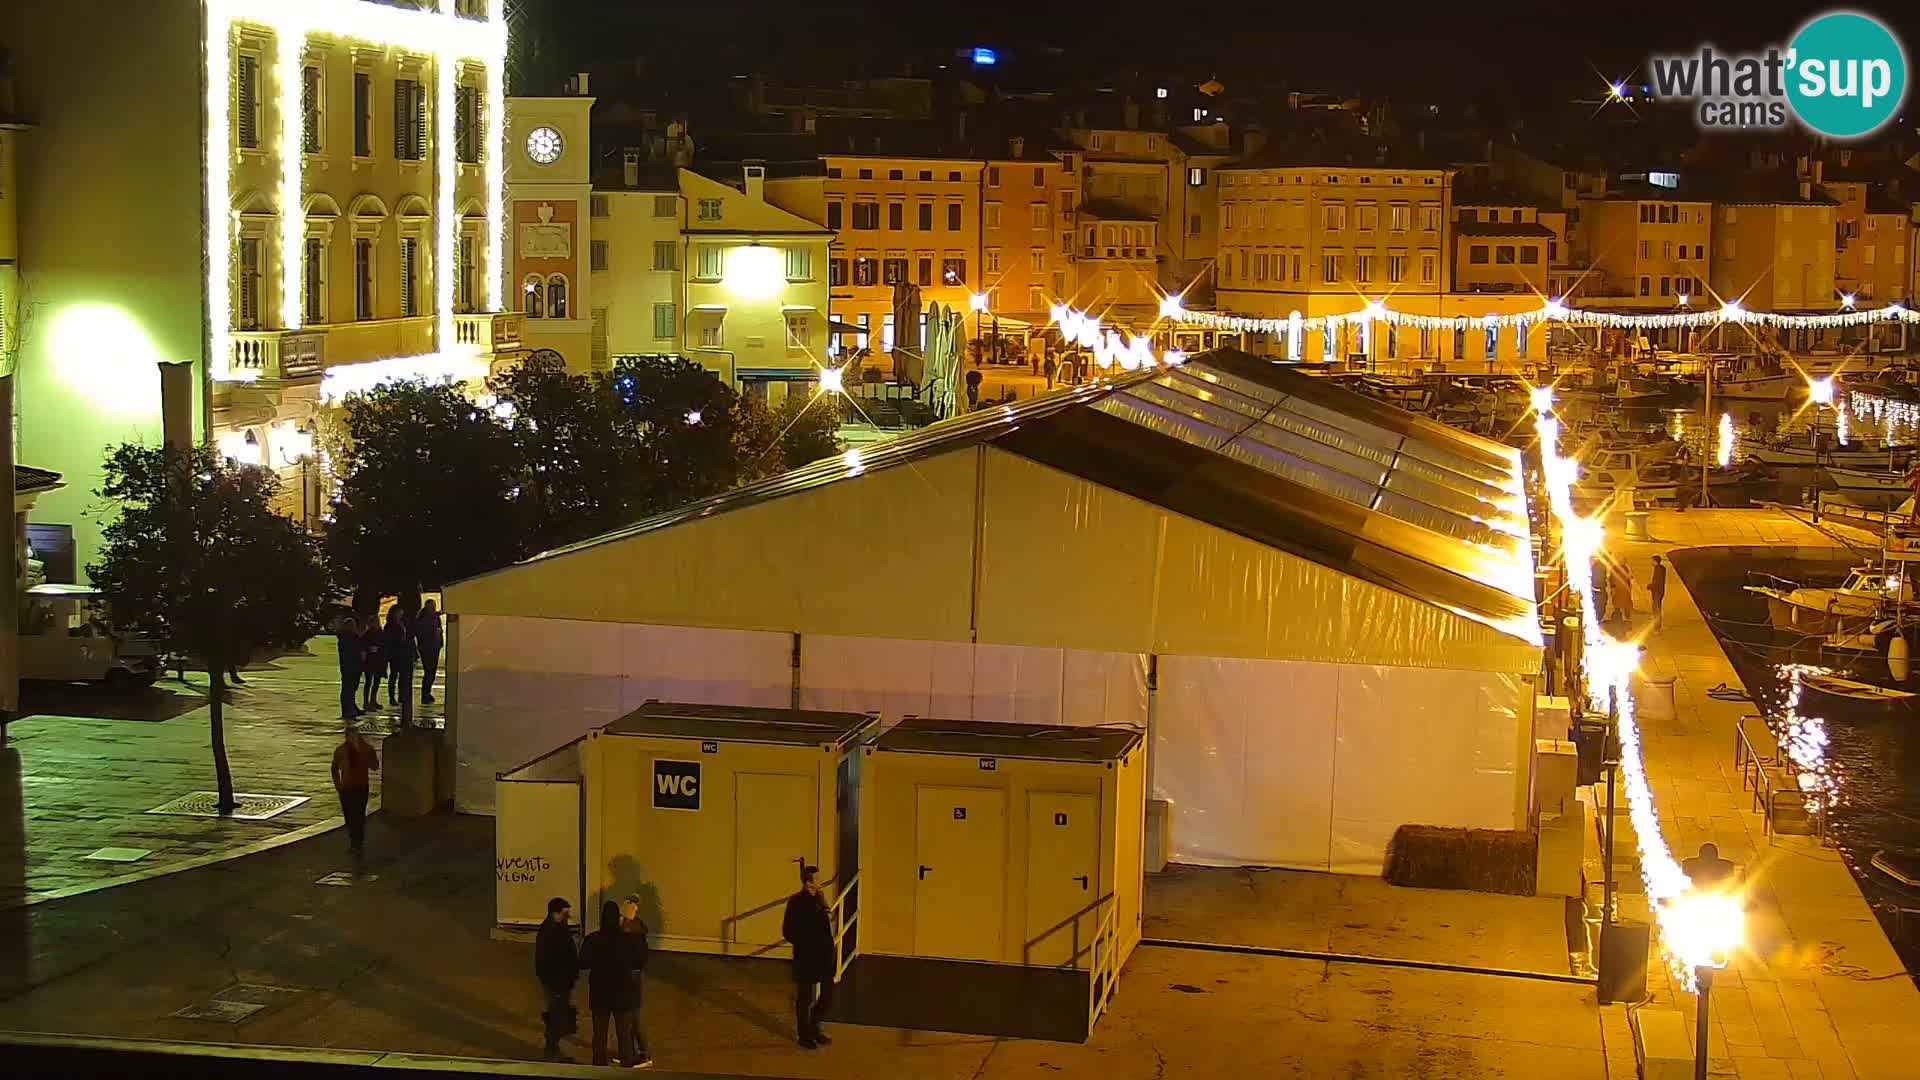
[353, 72, 372, 156]
[394, 79, 425, 161]
[355, 239, 373, 320]
[454, 85, 479, 163]
[400, 238, 419, 317]
[236, 54, 260, 148]
[303, 238, 325, 323]
[237, 238, 261, 328]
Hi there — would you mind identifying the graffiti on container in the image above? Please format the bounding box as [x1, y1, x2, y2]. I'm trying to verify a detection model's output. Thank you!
[496, 854, 553, 883]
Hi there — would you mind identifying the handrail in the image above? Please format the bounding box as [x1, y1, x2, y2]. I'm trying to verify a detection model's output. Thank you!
[1733, 716, 1823, 839]
[829, 873, 860, 983]
[1086, 903, 1118, 1031]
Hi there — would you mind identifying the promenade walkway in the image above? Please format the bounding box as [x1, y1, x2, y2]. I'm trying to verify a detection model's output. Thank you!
[1608, 507, 1920, 1079]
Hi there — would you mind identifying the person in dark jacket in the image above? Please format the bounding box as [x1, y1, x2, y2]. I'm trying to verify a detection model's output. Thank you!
[335, 615, 362, 719]
[577, 900, 648, 1067]
[1648, 555, 1669, 631]
[414, 600, 444, 705]
[359, 612, 384, 711]
[382, 607, 415, 725]
[535, 897, 578, 1062]
[782, 865, 836, 1049]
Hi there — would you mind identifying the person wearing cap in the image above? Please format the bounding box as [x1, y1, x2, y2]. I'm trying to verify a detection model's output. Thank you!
[535, 897, 578, 1061]
[782, 864, 836, 1049]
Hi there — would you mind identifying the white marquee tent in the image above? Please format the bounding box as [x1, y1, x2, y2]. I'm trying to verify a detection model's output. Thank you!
[445, 351, 1542, 874]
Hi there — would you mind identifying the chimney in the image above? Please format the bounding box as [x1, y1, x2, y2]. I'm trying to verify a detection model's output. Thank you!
[623, 149, 641, 188]
[1009, 135, 1025, 158]
[744, 162, 765, 203]
[570, 71, 591, 96]
[1813, 159, 1824, 185]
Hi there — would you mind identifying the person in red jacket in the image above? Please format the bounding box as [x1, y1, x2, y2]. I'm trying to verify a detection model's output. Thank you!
[330, 726, 379, 857]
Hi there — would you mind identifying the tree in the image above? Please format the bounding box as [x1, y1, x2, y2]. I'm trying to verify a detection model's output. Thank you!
[328, 379, 523, 597]
[609, 355, 750, 511]
[491, 354, 652, 552]
[90, 444, 329, 812]
[735, 391, 845, 483]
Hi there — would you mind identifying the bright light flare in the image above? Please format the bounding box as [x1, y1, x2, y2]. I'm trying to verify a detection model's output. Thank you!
[1159, 294, 1185, 319]
[1717, 412, 1735, 468]
[1660, 890, 1746, 971]
[1529, 385, 1556, 414]
[817, 366, 845, 395]
[721, 244, 785, 300]
[1808, 377, 1835, 406]
[968, 291, 991, 313]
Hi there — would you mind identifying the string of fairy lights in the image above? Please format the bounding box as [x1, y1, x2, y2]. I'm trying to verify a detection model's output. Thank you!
[1163, 295, 1920, 336]
[1532, 390, 1744, 991]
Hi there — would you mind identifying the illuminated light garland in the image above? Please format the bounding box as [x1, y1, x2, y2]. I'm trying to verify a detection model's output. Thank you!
[276, 17, 306, 331]
[436, 47, 458, 356]
[319, 351, 490, 403]
[206, 0, 509, 383]
[1171, 297, 1919, 336]
[1534, 395, 1733, 989]
[1051, 305, 1184, 370]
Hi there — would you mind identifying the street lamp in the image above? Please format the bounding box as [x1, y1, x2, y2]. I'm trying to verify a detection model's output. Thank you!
[969, 291, 993, 367]
[1662, 889, 1744, 1080]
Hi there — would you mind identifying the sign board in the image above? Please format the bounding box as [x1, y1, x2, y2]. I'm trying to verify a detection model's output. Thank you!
[494, 780, 581, 926]
[653, 759, 702, 810]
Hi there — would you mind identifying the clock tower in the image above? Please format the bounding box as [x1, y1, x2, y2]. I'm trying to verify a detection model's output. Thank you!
[507, 83, 596, 371]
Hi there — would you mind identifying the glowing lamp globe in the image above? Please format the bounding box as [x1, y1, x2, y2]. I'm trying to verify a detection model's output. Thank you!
[722, 244, 784, 300]
[1808, 377, 1835, 406]
[1158, 294, 1185, 319]
[818, 366, 845, 395]
[969, 292, 991, 313]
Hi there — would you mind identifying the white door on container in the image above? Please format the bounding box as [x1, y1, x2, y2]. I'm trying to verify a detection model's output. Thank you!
[913, 785, 1006, 962]
[734, 772, 817, 948]
[1024, 792, 1099, 968]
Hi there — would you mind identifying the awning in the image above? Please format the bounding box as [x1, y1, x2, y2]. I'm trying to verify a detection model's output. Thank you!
[829, 320, 868, 335]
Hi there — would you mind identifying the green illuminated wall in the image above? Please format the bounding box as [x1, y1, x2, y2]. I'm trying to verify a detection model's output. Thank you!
[2, 2, 207, 577]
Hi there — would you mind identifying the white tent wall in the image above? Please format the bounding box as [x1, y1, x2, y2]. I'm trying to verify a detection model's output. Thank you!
[454, 614, 792, 813]
[1155, 655, 1531, 873]
[798, 635, 1148, 730]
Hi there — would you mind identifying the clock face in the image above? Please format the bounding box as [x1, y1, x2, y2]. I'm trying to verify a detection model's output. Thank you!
[526, 126, 563, 165]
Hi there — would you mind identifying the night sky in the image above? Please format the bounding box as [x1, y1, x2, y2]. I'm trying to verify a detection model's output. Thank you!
[539, 0, 1920, 107]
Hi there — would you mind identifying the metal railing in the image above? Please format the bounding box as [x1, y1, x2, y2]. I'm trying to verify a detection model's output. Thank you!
[829, 872, 861, 983]
[1086, 904, 1119, 1031]
[1733, 716, 1822, 838]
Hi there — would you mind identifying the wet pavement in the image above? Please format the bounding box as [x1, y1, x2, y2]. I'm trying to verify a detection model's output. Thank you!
[0, 642, 439, 907]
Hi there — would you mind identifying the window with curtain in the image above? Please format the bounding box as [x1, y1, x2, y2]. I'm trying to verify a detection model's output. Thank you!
[547, 276, 569, 319]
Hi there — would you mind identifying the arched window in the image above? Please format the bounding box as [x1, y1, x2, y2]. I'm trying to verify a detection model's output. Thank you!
[523, 275, 544, 318]
[547, 274, 569, 319]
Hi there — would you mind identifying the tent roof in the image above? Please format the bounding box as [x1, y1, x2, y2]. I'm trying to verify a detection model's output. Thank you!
[606, 701, 877, 749]
[875, 717, 1142, 764]
[449, 350, 1541, 669]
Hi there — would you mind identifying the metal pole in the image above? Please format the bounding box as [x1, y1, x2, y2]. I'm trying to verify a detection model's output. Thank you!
[1603, 686, 1619, 926]
[1702, 358, 1712, 508]
[1695, 966, 1713, 1080]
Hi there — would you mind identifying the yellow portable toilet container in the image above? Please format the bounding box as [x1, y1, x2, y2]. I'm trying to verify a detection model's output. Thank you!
[850, 717, 1146, 1039]
[581, 701, 877, 957]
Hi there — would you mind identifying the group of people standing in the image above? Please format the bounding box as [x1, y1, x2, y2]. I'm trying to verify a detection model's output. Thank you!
[334, 600, 443, 723]
[533, 865, 839, 1066]
[1593, 554, 1670, 632]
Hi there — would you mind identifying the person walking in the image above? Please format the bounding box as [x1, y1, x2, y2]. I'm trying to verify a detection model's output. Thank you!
[536, 897, 579, 1062]
[360, 612, 385, 712]
[1043, 355, 1057, 389]
[1648, 555, 1669, 631]
[783, 865, 836, 1049]
[1610, 562, 1635, 625]
[1590, 559, 1609, 626]
[618, 895, 653, 1064]
[383, 607, 416, 726]
[578, 900, 648, 1068]
[330, 724, 379, 857]
[335, 615, 363, 719]
[414, 600, 444, 705]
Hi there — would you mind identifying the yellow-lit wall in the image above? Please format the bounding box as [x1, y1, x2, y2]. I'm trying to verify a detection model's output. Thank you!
[856, 740, 1143, 971]
[1828, 182, 1909, 304]
[594, 187, 682, 356]
[1711, 202, 1836, 312]
[1576, 198, 1711, 305]
[979, 157, 1078, 327]
[1452, 233, 1550, 294]
[3, 2, 207, 574]
[582, 729, 852, 956]
[809, 155, 983, 355]
[679, 168, 833, 388]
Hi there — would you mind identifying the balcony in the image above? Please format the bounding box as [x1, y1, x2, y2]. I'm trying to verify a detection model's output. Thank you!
[230, 330, 326, 381]
[454, 311, 525, 353]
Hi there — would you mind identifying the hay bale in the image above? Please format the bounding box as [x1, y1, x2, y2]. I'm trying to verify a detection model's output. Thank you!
[1384, 824, 1537, 895]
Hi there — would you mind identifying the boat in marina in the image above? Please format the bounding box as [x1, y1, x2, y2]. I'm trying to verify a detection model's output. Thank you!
[1710, 354, 1796, 400]
[1747, 436, 1912, 471]
[1799, 672, 1916, 706]
[1745, 565, 1915, 635]
[1824, 466, 1912, 507]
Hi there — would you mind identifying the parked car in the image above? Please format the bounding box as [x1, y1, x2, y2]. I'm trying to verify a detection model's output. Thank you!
[20, 584, 161, 689]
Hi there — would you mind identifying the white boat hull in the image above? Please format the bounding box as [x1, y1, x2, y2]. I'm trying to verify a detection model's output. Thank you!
[1716, 375, 1793, 400]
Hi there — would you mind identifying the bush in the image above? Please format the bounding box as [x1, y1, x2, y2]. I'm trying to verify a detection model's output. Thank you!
[1383, 824, 1537, 895]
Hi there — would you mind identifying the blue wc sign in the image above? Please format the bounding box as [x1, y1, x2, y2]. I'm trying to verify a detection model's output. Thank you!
[653, 759, 701, 810]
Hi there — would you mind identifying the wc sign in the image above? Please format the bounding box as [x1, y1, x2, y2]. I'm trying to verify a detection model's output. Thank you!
[653, 759, 701, 810]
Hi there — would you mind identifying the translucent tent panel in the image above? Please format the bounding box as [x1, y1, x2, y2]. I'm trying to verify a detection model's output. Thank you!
[1098, 367, 1518, 551]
